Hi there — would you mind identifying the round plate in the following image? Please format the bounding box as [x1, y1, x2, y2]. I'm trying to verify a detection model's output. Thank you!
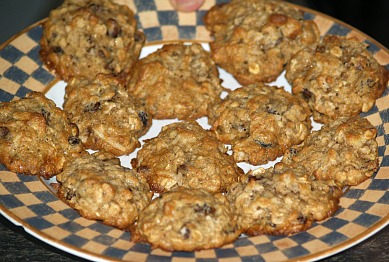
[0, 0, 388, 261]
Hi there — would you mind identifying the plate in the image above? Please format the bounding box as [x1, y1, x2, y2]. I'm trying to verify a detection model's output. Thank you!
[0, 0, 388, 261]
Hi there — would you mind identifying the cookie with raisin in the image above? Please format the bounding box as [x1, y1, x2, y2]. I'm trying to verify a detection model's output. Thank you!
[56, 152, 152, 230]
[208, 83, 312, 165]
[63, 74, 151, 156]
[0, 92, 85, 178]
[285, 35, 388, 123]
[131, 121, 243, 193]
[204, 0, 320, 84]
[227, 164, 342, 236]
[40, 0, 145, 82]
[131, 187, 241, 251]
[126, 43, 223, 120]
[282, 116, 379, 187]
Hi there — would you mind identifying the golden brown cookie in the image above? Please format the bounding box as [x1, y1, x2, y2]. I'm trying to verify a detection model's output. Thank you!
[282, 116, 379, 187]
[285, 35, 388, 123]
[227, 164, 342, 236]
[40, 0, 145, 82]
[208, 83, 312, 165]
[126, 43, 223, 120]
[0, 92, 85, 178]
[131, 187, 242, 252]
[131, 121, 243, 193]
[56, 152, 152, 230]
[63, 74, 151, 156]
[204, 0, 320, 84]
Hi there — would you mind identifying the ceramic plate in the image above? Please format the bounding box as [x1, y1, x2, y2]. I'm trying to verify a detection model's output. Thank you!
[0, 0, 388, 261]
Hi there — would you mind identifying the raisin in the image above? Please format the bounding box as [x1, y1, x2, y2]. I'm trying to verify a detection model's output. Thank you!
[0, 126, 10, 139]
[84, 102, 101, 112]
[179, 226, 191, 239]
[68, 136, 81, 145]
[302, 88, 313, 100]
[297, 215, 307, 224]
[88, 3, 101, 13]
[134, 32, 145, 43]
[107, 19, 121, 38]
[137, 165, 150, 173]
[138, 111, 148, 127]
[53, 46, 64, 54]
[254, 140, 272, 148]
[41, 108, 51, 124]
[194, 203, 216, 216]
[266, 106, 280, 115]
[177, 164, 188, 174]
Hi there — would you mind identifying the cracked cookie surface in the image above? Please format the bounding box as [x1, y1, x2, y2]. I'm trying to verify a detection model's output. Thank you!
[208, 84, 312, 165]
[131, 121, 243, 193]
[126, 43, 223, 120]
[0, 92, 85, 178]
[40, 0, 145, 82]
[56, 152, 152, 230]
[286, 35, 388, 123]
[132, 187, 241, 252]
[282, 116, 379, 187]
[204, 0, 320, 84]
[63, 74, 151, 156]
[227, 164, 342, 236]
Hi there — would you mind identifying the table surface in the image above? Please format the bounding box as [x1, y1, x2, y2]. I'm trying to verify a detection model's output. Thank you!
[0, 1, 388, 261]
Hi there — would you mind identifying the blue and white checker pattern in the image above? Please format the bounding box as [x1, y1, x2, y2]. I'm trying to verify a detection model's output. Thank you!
[0, 0, 388, 261]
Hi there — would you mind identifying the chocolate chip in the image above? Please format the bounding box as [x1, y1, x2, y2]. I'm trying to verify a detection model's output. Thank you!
[0, 126, 10, 139]
[138, 111, 148, 127]
[107, 18, 121, 38]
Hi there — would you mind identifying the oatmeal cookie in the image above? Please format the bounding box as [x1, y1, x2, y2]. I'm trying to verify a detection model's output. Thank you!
[131, 121, 243, 193]
[285, 35, 388, 123]
[63, 74, 151, 156]
[0, 92, 85, 178]
[126, 43, 223, 120]
[282, 116, 379, 187]
[208, 84, 312, 165]
[204, 0, 320, 84]
[228, 165, 342, 236]
[56, 152, 152, 230]
[40, 0, 145, 82]
[131, 187, 241, 252]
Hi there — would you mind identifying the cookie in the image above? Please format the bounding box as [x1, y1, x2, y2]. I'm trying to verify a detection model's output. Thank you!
[63, 74, 151, 156]
[40, 0, 145, 82]
[204, 0, 320, 84]
[0, 92, 85, 178]
[208, 83, 312, 165]
[56, 152, 152, 230]
[282, 116, 379, 187]
[227, 164, 342, 236]
[126, 43, 223, 120]
[285, 35, 389, 123]
[131, 187, 241, 252]
[131, 121, 243, 193]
